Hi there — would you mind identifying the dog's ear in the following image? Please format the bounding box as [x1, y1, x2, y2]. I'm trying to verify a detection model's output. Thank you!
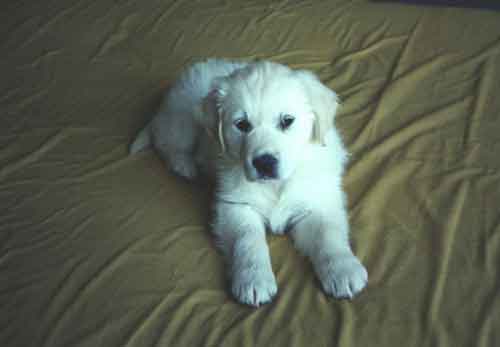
[295, 70, 340, 145]
[201, 78, 229, 153]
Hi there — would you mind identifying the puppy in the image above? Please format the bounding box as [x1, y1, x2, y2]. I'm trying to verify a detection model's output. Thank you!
[130, 59, 368, 306]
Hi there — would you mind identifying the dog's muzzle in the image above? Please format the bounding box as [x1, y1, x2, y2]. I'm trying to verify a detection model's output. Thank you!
[252, 153, 278, 179]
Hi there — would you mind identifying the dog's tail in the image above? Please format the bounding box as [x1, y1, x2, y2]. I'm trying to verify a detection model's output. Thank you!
[129, 122, 152, 154]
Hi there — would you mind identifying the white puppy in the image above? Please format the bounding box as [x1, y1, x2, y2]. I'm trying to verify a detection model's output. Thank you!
[130, 59, 368, 306]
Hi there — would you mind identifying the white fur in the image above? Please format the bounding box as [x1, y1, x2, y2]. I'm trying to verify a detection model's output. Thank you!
[130, 58, 368, 306]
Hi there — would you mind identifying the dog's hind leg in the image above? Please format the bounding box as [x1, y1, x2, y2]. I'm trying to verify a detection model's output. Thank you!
[151, 109, 200, 180]
[162, 148, 198, 180]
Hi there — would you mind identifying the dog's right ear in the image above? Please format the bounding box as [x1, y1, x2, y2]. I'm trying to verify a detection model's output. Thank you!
[201, 78, 229, 153]
[294, 70, 340, 145]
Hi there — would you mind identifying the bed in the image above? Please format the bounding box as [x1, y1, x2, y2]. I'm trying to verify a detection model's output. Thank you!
[1, 1, 499, 346]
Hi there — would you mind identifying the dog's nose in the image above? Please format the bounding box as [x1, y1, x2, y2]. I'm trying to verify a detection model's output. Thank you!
[252, 154, 278, 179]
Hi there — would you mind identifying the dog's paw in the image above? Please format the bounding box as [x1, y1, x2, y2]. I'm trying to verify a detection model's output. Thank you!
[231, 266, 278, 307]
[171, 156, 197, 180]
[316, 254, 368, 299]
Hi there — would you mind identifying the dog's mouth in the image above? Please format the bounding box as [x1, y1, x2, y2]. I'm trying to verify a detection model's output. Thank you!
[245, 169, 279, 182]
[259, 174, 278, 180]
[244, 161, 281, 182]
[257, 169, 278, 180]
[244, 166, 280, 182]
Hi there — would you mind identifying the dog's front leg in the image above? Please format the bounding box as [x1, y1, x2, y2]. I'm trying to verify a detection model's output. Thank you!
[292, 207, 368, 299]
[213, 202, 277, 307]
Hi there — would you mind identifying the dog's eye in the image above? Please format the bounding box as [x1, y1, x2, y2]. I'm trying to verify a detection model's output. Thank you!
[280, 114, 295, 130]
[234, 118, 252, 133]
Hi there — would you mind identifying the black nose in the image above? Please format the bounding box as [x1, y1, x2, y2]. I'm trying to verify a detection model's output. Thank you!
[252, 154, 278, 179]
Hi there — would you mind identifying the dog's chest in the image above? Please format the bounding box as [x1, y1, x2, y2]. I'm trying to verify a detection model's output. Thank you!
[253, 185, 310, 235]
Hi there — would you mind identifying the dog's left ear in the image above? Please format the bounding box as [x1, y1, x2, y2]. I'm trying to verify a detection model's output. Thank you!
[295, 70, 340, 145]
[201, 78, 229, 153]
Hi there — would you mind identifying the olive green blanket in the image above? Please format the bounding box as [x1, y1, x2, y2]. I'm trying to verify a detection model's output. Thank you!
[1, 1, 499, 346]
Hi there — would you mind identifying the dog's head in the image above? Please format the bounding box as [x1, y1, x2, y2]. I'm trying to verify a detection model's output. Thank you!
[203, 61, 339, 181]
